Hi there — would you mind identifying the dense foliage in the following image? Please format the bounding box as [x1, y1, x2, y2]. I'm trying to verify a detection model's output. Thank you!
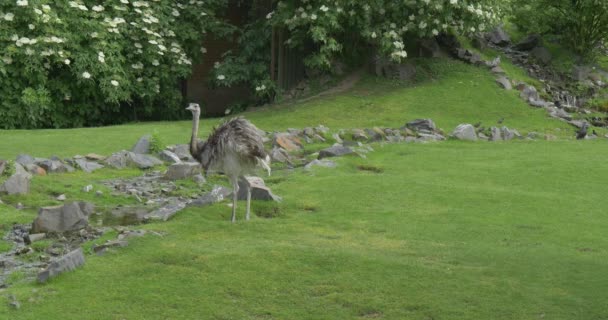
[510, 0, 608, 58]
[0, 0, 228, 129]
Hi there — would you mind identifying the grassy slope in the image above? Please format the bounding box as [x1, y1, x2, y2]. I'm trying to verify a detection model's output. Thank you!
[0, 60, 572, 159]
[1, 59, 606, 319]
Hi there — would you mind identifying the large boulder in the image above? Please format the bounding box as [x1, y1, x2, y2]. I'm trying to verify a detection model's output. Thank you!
[164, 162, 200, 180]
[451, 124, 478, 141]
[37, 248, 85, 283]
[405, 119, 437, 134]
[237, 177, 282, 202]
[31, 202, 94, 233]
[0, 164, 32, 195]
[304, 159, 337, 171]
[318, 145, 354, 159]
[131, 135, 151, 154]
[486, 26, 511, 46]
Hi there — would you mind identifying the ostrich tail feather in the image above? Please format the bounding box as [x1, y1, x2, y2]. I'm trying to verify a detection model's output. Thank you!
[259, 155, 271, 176]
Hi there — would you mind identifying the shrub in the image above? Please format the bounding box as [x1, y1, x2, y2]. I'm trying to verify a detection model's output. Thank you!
[0, 0, 229, 129]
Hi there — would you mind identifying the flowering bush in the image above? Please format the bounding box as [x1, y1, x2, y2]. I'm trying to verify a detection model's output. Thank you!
[0, 0, 227, 129]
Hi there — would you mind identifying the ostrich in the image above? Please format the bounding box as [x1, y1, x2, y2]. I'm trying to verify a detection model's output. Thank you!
[186, 103, 271, 223]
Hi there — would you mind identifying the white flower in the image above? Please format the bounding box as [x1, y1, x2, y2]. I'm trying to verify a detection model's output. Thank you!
[4, 13, 14, 21]
[217, 75, 225, 80]
[137, 77, 143, 82]
[91, 32, 98, 38]
[266, 11, 273, 19]
[172, 9, 180, 17]
[3, 57, 13, 65]
[111, 80, 119, 87]
[200, 47, 207, 53]
[64, 59, 71, 65]
[42, 4, 51, 12]
[78, 5, 88, 11]
[34, 8, 42, 14]
[28, 24, 35, 30]
[82, 71, 91, 79]
[371, 32, 377, 39]
[432, 29, 439, 36]
[419, 21, 427, 29]
[450, 0, 457, 4]
[92, 5, 104, 12]
[320, 5, 328, 12]
[120, 0, 129, 3]
[152, 59, 159, 66]
[311, 14, 317, 20]
[149, 40, 158, 45]
[16, 0, 28, 6]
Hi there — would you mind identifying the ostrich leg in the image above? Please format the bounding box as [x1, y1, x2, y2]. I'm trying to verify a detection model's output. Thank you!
[231, 176, 239, 223]
[246, 182, 252, 221]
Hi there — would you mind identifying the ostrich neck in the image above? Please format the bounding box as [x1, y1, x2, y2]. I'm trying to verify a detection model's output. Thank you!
[190, 112, 200, 154]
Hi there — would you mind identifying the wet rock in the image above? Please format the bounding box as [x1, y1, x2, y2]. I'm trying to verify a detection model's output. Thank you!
[304, 159, 337, 171]
[451, 124, 478, 141]
[318, 145, 354, 159]
[273, 133, 303, 152]
[31, 202, 94, 233]
[513, 34, 541, 51]
[189, 185, 232, 207]
[164, 162, 200, 180]
[159, 150, 182, 164]
[496, 76, 512, 90]
[74, 159, 104, 173]
[37, 248, 85, 283]
[237, 177, 282, 202]
[405, 119, 437, 134]
[131, 135, 151, 154]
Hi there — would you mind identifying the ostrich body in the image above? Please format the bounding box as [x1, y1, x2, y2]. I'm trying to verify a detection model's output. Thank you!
[187, 103, 270, 223]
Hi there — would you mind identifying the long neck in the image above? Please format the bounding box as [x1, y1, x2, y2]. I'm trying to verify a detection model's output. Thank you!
[190, 111, 200, 155]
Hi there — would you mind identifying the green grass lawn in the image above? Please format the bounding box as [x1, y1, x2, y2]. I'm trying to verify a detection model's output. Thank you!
[1, 59, 606, 319]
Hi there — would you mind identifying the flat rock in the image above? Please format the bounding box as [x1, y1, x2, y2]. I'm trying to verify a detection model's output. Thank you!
[15, 154, 35, 166]
[159, 150, 182, 164]
[144, 202, 187, 221]
[189, 185, 232, 207]
[131, 135, 151, 154]
[270, 147, 291, 164]
[93, 240, 128, 254]
[501, 127, 522, 141]
[405, 119, 436, 133]
[105, 151, 163, 169]
[164, 162, 200, 180]
[304, 159, 337, 171]
[36, 159, 74, 173]
[318, 145, 354, 159]
[451, 124, 478, 141]
[496, 76, 512, 90]
[274, 133, 303, 152]
[237, 177, 281, 202]
[85, 153, 106, 161]
[24, 163, 47, 176]
[31, 202, 94, 233]
[74, 159, 104, 173]
[37, 248, 85, 283]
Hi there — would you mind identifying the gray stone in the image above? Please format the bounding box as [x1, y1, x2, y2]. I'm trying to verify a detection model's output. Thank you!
[144, 202, 187, 221]
[314, 125, 330, 135]
[318, 146, 354, 159]
[486, 26, 511, 46]
[164, 162, 200, 180]
[105, 151, 162, 169]
[304, 159, 337, 171]
[0, 166, 32, 195]
[417, 133, 446, 141]
[93, 240, 128, 254]
[273, 133, 303, 152]
[486, 56, 501, 68]
[131, 135, 151, 154]
[568, 120, 588, 129]
[24, 163, 46, 175]
[170, 144, 194, 161]
[74, 158, 104, 173]
[56, 194, 66, 201]
[104, 151, 129, 169]
[549, 107, 572, 120]
[365, 128, 385, 142]
[419, 38, 442, 58]
[15, 154, 34, 166]
[36, 159, 74, 173]
[37, 248, 85, 283]
[24, 233, 46, 244]
[530, 47, 552, 65]
[237, 177, 282, 202]
[501, 127, 521, 141]
[529, 99, 549, 108]
[332, 133, 343, 144]
[491, 66, 506, 74]
[496, 76, 512, 90]
[270, 147, 291, 164]
[85, 153, 106, 161]
[513, 34, 541, 51]
[405, 119, 437, 133]
[31, 202, 94, 233]
[451, 124, 478, 141]
[189, 185, 232, 207]
[519, 85, 540, 102]
[490, 127, 502, 141]
[159, 150, 182, 164]
[351, 129, 369, 141]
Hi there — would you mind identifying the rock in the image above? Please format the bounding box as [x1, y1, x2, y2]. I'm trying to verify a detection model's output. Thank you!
[24, 163, 46, 176]
[270, 147, 291, 164]
[490, 127, 502, 141]
[82, 185, 93, 192]
[544, 134, 557, 141]
[416, 133, 446, 141]
[15, 154, 35, 166]
[527, 132, 539, 139]
[451, 124, 478, 141]
[405, 119, 437, 133]
[314, 125, 330, 135]
[193, 174, 206, 186]
[419, 38, 441, 58]
[496, 76, 512, 90]
[131, 135, 151, 154]
[93, 240, 128, 254]
[37, 248, 85, 283]
[486, 26, 511, 46]
[56, 194, 66, 201]
[237, 177, 282, 202]
[303, 127, 315, 138]
[568, 120, 588, 129]
[85, 153, 106, 161]
[24, 233, 46, 244]
[74, 158, 104, 173]
[486, 56, 501, 68]
[491, 66, 506, 74]
[169, 144, 194, 161]
[96, 190, 103, 197]
[351, 129, 369, 141]
[332, 133, 343, 144]
[519, 85, 540, 102]
[189, 185, 232, 207]
[273, 133, 303, 152]
[104, 151, 129, 169]
[36, 159, 74, 173]
[31, 202, 94, 233]
[501, 127, 521, 141]
[529, 99, 549, 108]
[572, 66, 592, 82]
[549, 107, 572, 121]
[304, 159, 337, 171]
[0, 166, 32, 195]
[144, 202, 187, 222]
[513, 34, 541, 51]
[365, 128, 385, 142]
[472, 34, 489, 50]
[164, 162, 200, 180]
[159, 150, 182, 164]
[318, 146, 354, 159]
[530, 47, 552, 65]
[105, 151, 163, 169]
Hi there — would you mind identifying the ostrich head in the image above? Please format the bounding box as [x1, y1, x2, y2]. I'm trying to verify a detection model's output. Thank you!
[186, 102, 201, 115]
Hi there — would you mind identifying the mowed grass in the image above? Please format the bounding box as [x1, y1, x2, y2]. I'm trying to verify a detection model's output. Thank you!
[1, 141, 607, 319]
[0, 59, 573, 160]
